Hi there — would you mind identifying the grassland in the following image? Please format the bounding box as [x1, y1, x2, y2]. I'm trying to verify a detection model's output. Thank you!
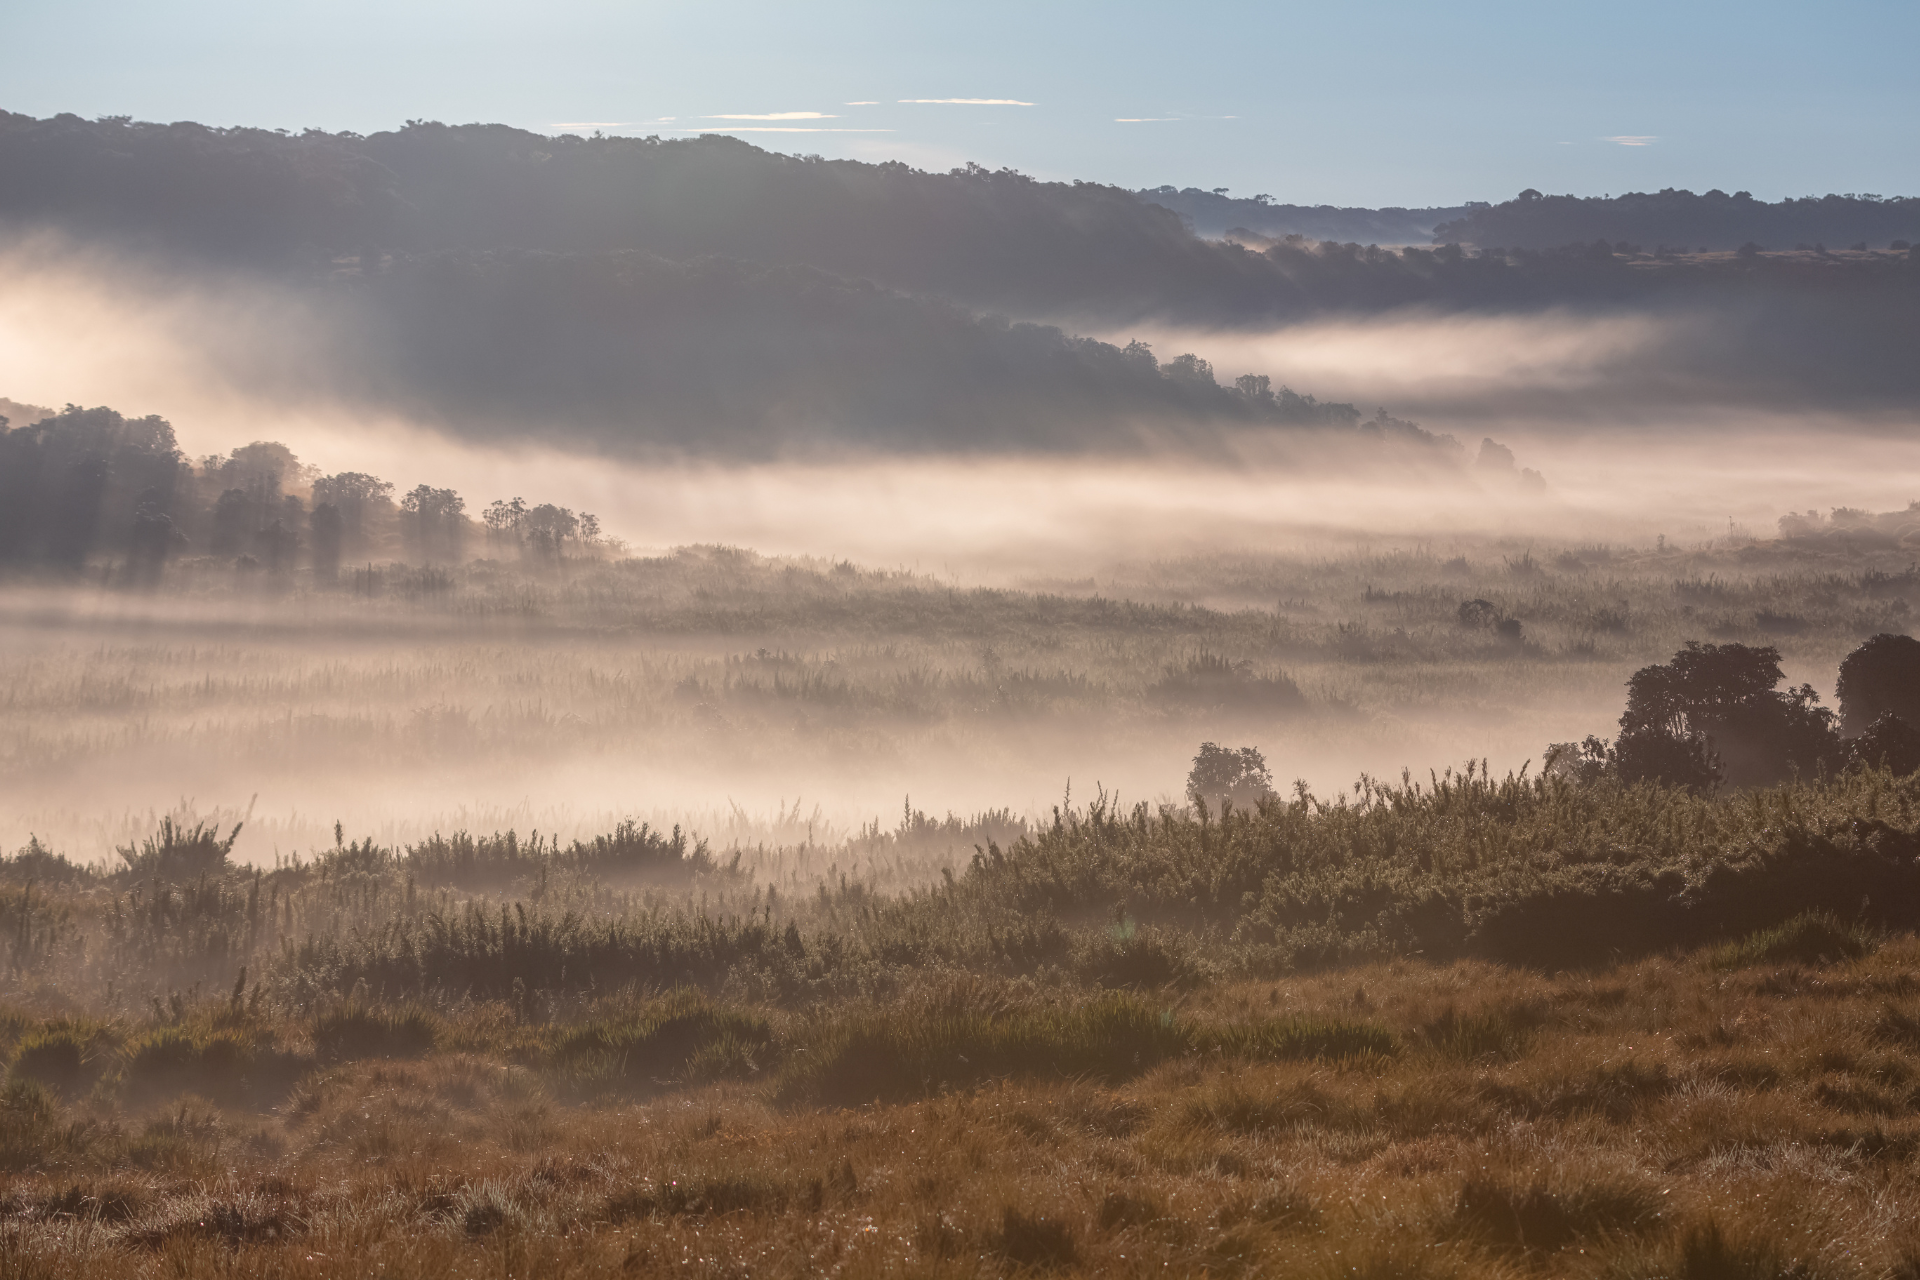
[4, 521, 1920, 1276]
[1, 524, 1912, 858]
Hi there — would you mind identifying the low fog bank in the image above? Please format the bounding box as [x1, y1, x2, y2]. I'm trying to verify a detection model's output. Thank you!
[4, 237, 1918, 581]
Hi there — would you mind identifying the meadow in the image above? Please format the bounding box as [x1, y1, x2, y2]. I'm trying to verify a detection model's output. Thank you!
[3, 512, 1920, 1276]
[1, 517, 1911, 859]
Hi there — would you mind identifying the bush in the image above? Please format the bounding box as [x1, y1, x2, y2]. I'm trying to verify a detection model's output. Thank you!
[1844, 711, 1920, 776]
[1707, 911, 1877, 969]
[1070, 926, 1204, 989]
[552, 991, 774, 1091]
[117, 818, 240, 881]
[311, 1004, 442, 1062]
[8, 1022, 110, 1096]
[122, 1027, 257, 1100]
[786, 992, 1185, 1105]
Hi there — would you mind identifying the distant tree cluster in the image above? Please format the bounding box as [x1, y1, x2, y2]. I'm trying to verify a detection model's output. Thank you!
[334, 251, 1443, 453]
[1548, 634, 1920, 791]
[3, 112, 1913, 328]
[3, 112, 1915, 440]
[1137, 186, 1470, 243]
[0, 403, 605, 584]
[1435, 188, 1920, 253]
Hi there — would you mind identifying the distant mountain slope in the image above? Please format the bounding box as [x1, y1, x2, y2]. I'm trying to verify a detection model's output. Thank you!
[324, 250, 1379, 454]
[0, 112, 1268, 319]
[1135, 187, 1471, 245]
[1435, 189, 1920, 251]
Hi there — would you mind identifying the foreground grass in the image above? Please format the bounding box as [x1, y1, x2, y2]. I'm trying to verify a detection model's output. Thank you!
[7, 937, 1920, 1277]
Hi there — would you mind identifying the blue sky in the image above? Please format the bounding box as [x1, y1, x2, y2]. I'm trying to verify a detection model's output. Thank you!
[4, 0, 1914, 205]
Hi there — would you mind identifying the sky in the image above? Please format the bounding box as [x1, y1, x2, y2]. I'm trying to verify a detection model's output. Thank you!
[2, 0, 1916, 206]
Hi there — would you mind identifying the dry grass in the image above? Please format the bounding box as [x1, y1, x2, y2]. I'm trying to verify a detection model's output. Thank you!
[5, 939, 1920, 1275]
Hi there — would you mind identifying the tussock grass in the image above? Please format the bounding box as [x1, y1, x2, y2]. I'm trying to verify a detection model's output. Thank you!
[1707, 910, 1880, 970]
[550, 990, 773, 1092]
[311, 1004, 443, 1062]
[784, 992, 1187, 1104]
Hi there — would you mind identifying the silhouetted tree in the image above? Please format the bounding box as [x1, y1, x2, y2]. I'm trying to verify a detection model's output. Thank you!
[310, 502, 343, 583]
[1844, 711, 1920, 776]
[211, 488, 252, 556]
[1615, 641, 1838, 789]
[125, 502, 180, 586]
[1836, 633, 1920, 737]
[1186, 743, 1276, 812]
[311, 471, 394, 556]
[401, 485, 466, 565]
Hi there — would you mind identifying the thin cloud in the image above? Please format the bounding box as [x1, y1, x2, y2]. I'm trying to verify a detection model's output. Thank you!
[551, 122, 632, 129]
[1604, 135, 1658, 146]
[898, 98, 1035, 106]
[843, 101, 880, 106]
[689, 127, 894, 133]
[705, 111, 839, 120]
[1115, 117, 1177, 123]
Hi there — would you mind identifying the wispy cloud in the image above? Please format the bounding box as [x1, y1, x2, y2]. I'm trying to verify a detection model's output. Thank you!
[898, 98, 1035, 106]
[1604, 135, 1658, 146]
[551, 122, 632, 129]
[690, 127, 894, 133]
[1115, 117, 1177, 123]
[843, 101, 880, 106]
[706, 111, 838, 120]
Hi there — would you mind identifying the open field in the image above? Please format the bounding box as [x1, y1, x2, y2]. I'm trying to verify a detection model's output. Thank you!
[7, 762, 1920, 1276]
[5, 510, 1920, 1278]
[3, 521, 1913, 860]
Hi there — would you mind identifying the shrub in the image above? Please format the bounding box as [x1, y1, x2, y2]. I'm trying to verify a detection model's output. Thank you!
[117, 818, 240, 881]
[786, 992, 1185, 1105]
[552, 991, 774, 1091]
[1157, 658, 1303, 716]
[8, 1022, 110, 1096]
[1071, 926, 1204, 989]
[311, 1004, 442, 1062]
[1707, 911, 1877, 969]
[1844, 712, 1920, 776]
[122, 1027, 257, 1100]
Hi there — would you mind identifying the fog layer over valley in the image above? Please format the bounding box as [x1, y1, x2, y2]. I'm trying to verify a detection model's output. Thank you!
[9, 87, 1920, 1279]
[2, 114, 1918, 867]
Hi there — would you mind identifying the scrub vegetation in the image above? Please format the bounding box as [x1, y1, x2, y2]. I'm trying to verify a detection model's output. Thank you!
[5, 514, 1920, 1273]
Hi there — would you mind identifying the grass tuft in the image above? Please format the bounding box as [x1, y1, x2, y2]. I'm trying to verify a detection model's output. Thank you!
[1707, 911, 1878, 969]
